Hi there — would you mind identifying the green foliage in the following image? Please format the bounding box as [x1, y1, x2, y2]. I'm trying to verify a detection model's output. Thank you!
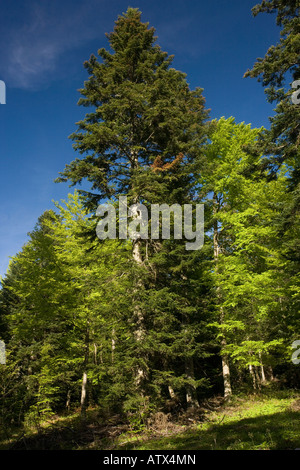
[244, 1, 300, 317]
[100, 392, 300, 450]
[56, 7, 208, 209]
[0, 6, 299, 443]
[244, 0, 299, 171]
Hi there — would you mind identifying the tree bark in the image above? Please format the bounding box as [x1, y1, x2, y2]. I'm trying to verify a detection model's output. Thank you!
[80, 328, 89, 419]
[93, 343, 98, 365]
[168, 386, 176, 400]
[249, 363, 257, 390]
[254, 366, 261, 390]
[132, 237, 147, 387]
[80, 371, 88, 414]
[111, 328, 116, 364]
[66, 389, 71, 411]
[213, 193, 232, 400]
[259, 351, 266, 383]
[266, 365, 274, 381]
[130, 148, 148, 389]
[185, 356, 199, 407]
[221, 336, 232, 399]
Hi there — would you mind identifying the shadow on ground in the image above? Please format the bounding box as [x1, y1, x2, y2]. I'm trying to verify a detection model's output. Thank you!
[2, 401, 300, 450]
[120, 405, 300, 450]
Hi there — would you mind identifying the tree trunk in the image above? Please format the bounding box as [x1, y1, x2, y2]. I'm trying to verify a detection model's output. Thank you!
[213, 193, 232, 400]
[66, 389, 71, 411]
[130, 148, 148, 389]
[80, 328, 89, 419]
[266, 365, 274, 381]
[111, 328, 116, 364]
[249, 363, 257, 390]
[80, 371, 88, 417]
[185, 356, 199, 407]
[221, 336, 232, 399]
[162, 358, 178, 401]
[168, 386, 176, 400]
[254, 366, 261, 390]
[259, 351, 266, 383]
[132, 238, 147, 387]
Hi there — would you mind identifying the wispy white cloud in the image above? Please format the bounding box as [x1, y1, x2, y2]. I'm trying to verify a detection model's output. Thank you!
[1, 0, 226, 90]
[7, 43, 58, 89]
[1, 0, 108, 90]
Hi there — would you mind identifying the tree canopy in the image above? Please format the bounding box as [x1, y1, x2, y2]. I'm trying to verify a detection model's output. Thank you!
[0, 4, 299, 436]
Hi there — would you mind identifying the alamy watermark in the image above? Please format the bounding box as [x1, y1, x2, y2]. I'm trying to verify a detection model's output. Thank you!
[96, 196, 204, 250]
[291, 340, 300, 365]
[0, 80, 6, 104]
[291, 80, 300, 105]
[0, 340, 5, 364]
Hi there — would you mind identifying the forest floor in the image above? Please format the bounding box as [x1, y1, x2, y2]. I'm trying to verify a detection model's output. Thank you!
[1, 389, 300, 450]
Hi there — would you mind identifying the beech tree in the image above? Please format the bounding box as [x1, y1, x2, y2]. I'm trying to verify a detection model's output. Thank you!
[244, 0, 300, 375]
[0, 193, 131, 422]
[199, 117, 290, 394]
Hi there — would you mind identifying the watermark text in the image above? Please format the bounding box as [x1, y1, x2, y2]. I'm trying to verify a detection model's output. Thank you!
[0, 81, 6, 104]
[292, 340, 300, 365]
[291, 80, 300, 105]
[0, 341, 5, 364]
[96, 197, 204, 250]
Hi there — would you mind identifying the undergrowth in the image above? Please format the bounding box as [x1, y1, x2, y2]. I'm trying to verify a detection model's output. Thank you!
[0, 389, 299, 450]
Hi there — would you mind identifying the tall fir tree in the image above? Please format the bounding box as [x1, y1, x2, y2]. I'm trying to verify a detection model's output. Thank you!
[56, 8, 209, 406]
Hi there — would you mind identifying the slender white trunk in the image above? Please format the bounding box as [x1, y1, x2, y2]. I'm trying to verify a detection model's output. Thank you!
[66, 389, 71, 410]
[93, 343, 97, 365]
[132, 238, 146, 387]
[80, 328, 89, 418]
[131, 149, 147, 388]
[259, 351, 266, 383]
[213, 193, 232, 400]
[249, 363, 257, 390]
[168, 386, 176, 399]
[221, 336, 232, 399]
[111, 328, 116, 364]
[81, 371, 88, 410]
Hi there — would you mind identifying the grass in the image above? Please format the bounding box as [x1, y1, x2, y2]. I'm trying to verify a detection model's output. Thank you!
[111, 390, 300, 450]
[1, 389, 300, 450]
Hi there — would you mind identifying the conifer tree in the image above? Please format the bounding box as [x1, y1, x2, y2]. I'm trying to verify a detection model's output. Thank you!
[244, 0, 299, 175]
[56, 8, 209, 404]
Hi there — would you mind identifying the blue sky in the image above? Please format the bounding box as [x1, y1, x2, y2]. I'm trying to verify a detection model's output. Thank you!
[0, 0, 281, 278]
